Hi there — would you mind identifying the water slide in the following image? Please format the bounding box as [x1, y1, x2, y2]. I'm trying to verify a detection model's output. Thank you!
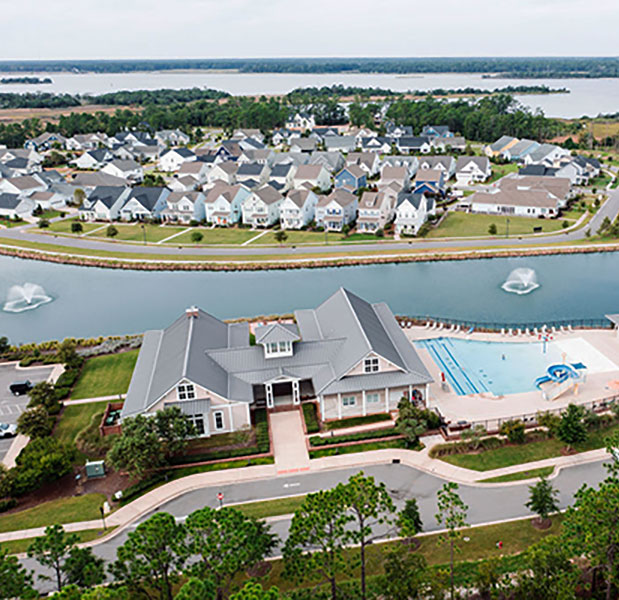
[534, 362, 587, 401]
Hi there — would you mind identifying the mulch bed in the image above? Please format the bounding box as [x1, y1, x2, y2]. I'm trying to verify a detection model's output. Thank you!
[247, 561, 272, 578]
[531, 517, 553, 531]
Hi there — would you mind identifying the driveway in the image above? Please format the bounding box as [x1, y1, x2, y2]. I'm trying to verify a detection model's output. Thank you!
[0, 363, 54, 461]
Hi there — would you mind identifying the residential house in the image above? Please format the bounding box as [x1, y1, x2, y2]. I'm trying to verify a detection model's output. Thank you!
[380, 156, 419, 178]
[413, 169, 446, 196]
[335, 164, 366, 192]
[499, 175, 572, 208]
[25, 132, 67, 151]
[121, 288, 433, 430]
[232, 129, 265, 143]
[378, 166, 410, 194]
[484, 135, 519, 158]
[315, 189, 358, 231]
[204, 183, 249, 226]
[324, 135, 357, 153]
[269, 164, 296, 191]
[1, 157, 36, 176]
[168, 175, 200, 193]
[523, 144, 570, 166]
[113, 131, 154, 147]
[385, 124, 413, 138]
[357, 191, 395, 233]
[280, 189, 319, 229]
[71, 172, 128, 190]
[396, 136, 431, 154]
[65, 133, 108, 151]
[177, 161, 211, 185]
[101, 159, 144, 183]
[418, 156, 456, 180]
[28, 191, 67, 211]
[236, 163, 271, 186]
[242, 185, 283, 227]
[431, 136, 466, 152]
[216, 140, 243, 161]
[78, 186, 131, 221]
[309, 151, 344, 174]
[272, 128, 293, 147]
[455, 156, 491, 185]
[72, 149, 112, 170]
[131, 143, 161, 163]
[237, 137, 266, 153]
[155, 129, 191, 146]
[468, 188, 560, 218]
[0, 175, 46, 196]
[120, 187, 170, 221]
[0, 148, 43, 167]
[421, 125, 453, 139]
[286, 112, 316, 131]
[292, 164, 331, 192]
[359, 136, 392, 153]
[501, 139, 540, 162]
[160, 191, 206, 224]
[394, 192, 428, 235]
[158, 148, 197, 172]
[346, 152, 380, 176]
[239, 149, 274, 166]
[0, 193, 35, 219]
[207, 162, 238, 185]
[271, 152, 309, 169]
[289, 138, 318, 154]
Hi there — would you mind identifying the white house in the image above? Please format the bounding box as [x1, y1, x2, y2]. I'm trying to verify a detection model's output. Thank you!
[0, 175, 46, 196]
[269, 164, 296, 191]
[357, 191, 395, 233]
[469, 189, 559, 218]
[454, 156, 491, 186]
[160, 191, 206, 224]
[0, 193, 35, 219]
[286, 112, 316, 131]
[204, 183, 250, 226]
[315, 189, 358, 231]
[280, 189, 319, 230]
[378, 166, 411, 194]
[346, 152, 381, 176]
[242, 185, 283, 227]
[155, 129, 191, 146]
[236, 162, 271, 186]
[120, 187, 170, 221]
[418, 156, 456, 180]
[79, 186, 131, 221]
[292, 164, 331, 192]
[208, 162, 238, 185]
[72, 149, 112, 170]
[394, 192, 428, 236]
[28, 191, 67, 211]
[158, 148, 197, 172]
[101, 159, 144, 183]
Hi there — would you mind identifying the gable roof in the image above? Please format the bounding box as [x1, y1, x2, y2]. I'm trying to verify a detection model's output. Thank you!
[253, 185, 283, 205]
[127, 186, 167, 210]
[396, 192, 425, 210]
[86, 186, 129, 209]
[255, 323, 300, 345]
[285, 189, 313, 208]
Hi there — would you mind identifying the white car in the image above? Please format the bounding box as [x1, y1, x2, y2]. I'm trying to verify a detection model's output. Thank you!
[0, 423, 17, 438]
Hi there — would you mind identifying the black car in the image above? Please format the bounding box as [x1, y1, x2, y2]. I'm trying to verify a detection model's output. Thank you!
[9, 380, 32, 396]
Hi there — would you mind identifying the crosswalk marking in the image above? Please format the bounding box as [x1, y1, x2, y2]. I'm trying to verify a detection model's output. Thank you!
[0, 404, 24, 416]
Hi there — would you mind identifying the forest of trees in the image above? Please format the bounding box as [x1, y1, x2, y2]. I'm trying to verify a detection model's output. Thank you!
[0, 57, 617, 77]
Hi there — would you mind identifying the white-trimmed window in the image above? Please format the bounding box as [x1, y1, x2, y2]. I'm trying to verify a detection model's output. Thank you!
[342, 396, 356, 407]
[366, 393, 380, 404]
[364, 357, 379, 373]
[213, 411, 224, 430]
[177, 383, 195, 401]
[188, 414, 205, 436]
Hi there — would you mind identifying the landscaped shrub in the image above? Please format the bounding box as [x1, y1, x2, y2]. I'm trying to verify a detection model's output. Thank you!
[75, 411, 115, 458]
[499, 419, 526, 444]
[0, 498, 17, 512]
[119, 472, 168, 504]
[309, 427, 399, 447]
[324, 413, 392, 430]
[302, 402, 320, 434]
[254, 408, 270, 453]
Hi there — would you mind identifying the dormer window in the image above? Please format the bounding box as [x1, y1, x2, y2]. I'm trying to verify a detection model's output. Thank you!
[265, 340, 292, 357]
[178, 382, 195, 400]
[364, 357, 379, 373]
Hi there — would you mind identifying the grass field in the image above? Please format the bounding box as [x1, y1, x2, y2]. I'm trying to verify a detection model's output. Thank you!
[478, 466, 554, 483]
[91, 223, 187, 243]
[486, 163, 519, 183]
[425, 212, 569, 238]
[440, 422, 618, 471]
[170, 227, 258, 245]
[0, 218, 25, 228]
[70, 350, 138, 399]
[44, 218, 102, 235]
[234, 495, 307, 519]
[54, 401, 110, 446]
[0, 494, 106, 534]
[0, 527, 113, 555]
[259, 230, 381, 245]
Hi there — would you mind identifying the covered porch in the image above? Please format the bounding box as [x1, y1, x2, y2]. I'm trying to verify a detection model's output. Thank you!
[253, 375, 316, 409]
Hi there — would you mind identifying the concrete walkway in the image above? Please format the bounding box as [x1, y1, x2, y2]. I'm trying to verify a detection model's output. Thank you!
[65, 394, 123, 405]
[270, 410, 310, 474]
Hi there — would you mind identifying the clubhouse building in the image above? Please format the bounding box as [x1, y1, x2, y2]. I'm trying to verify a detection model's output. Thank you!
[122, 289, 433, 437]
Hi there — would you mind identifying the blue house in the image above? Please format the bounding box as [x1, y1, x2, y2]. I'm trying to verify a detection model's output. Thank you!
[413, 169, 445, 196]
[334, 165, 367, 192]
[421, 125, 453, 139]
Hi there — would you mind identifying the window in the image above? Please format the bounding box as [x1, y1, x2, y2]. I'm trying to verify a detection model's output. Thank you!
[213, 411, 224, 430]
[188, 414, 205, 436]
[364, 357, 379, 373]
[342, 396, 356, 407]
[177, 383, 195, 401]
[267, 342, 278, 354]
[278, 341, 288, 353]
[366, 393, 380, 404]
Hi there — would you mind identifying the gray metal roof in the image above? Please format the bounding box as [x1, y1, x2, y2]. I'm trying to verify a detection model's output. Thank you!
[122, 289, 433, 419]
[255, 323, 300, 344]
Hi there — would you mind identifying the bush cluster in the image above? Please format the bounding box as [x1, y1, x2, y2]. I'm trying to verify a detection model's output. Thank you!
[309, 427, 399, 447]
[302, 402, 320, 434]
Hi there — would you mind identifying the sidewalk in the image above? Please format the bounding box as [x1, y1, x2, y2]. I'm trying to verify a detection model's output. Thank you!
[270, 410, 310, 474]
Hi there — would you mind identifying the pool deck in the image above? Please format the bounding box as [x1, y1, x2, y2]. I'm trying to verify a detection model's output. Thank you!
[404, 327, 619, 425]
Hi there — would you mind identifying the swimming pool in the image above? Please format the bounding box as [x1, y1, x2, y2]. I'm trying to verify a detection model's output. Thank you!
[415, 337, 564, 396]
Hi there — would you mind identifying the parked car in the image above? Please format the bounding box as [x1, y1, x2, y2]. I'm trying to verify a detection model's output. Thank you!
[0, 423, 17, 438]
[9, 380, 32, 396]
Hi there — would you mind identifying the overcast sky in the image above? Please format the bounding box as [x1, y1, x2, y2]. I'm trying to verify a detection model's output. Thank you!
[2, 0, 618, 60]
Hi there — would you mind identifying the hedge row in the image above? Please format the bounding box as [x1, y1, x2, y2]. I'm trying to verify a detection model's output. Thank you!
[324, 412, 392, 431]
[254, 408, 270, 453]
[309, 427, 400, 447]
[302, 403, 320, 434]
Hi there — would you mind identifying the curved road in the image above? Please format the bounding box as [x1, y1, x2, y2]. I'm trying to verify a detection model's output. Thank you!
[20, 458, 610, 593]
[2, 189, 618, 260]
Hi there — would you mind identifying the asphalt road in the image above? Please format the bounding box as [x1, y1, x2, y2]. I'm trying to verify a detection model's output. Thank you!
[20, 458, 611, 594]
[0, 363, 53, 461]
[2, 188, 618, 260]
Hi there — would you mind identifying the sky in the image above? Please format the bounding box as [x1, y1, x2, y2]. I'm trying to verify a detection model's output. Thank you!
[2, 0, 618, 60]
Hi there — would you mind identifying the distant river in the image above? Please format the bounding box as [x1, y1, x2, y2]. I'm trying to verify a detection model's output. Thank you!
[0, 71, 617, 118]
[1, 252, 619, 343]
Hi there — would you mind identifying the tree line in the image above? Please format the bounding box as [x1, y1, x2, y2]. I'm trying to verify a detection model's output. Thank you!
[0, 57, 617, 77]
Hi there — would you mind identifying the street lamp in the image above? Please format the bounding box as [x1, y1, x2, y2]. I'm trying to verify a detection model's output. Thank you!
[505, 217, 510, 238]
[141, 223, 146, 245]
[99, 505, 106, 531]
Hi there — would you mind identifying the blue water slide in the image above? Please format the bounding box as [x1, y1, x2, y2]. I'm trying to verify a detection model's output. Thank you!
[535, 363, 585, 390]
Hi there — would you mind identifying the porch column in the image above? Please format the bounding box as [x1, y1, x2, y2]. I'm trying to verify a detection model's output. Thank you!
[384, 387, 389, 413]
[362, 390, 367, 417]
[266, 383, 274, 409]
[408, 385, 413, 402]
[337, 393, 342, 420]
[228, 404, 235, 431]
[319, 395, 325, 420]
[292, 380, 300, 405]
[425, 383, 430, 409]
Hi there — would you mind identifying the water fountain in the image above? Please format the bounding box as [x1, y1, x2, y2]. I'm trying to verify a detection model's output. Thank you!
[3, 283, 53, 313]
[501, 268, 540, 295]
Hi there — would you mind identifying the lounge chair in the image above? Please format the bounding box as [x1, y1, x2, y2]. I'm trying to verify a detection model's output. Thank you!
[507, 328, 513, 336]
[500, 328, 505, 336]
[525, 328, 530, 336]
[424, 321, 431, 329]
[466, 326, 474, 335]
[454, 325, 461, 334]
[568, 325, 573, 332]
[533, 327, 539, 336]
[516, 328, 522, 336]
[552, 326, 558, 334]
[437, 323, 444, 331]
[560, 325, 566, 333]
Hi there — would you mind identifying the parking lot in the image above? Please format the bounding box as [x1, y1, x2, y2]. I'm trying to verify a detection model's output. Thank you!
[0, 363, 54, 461]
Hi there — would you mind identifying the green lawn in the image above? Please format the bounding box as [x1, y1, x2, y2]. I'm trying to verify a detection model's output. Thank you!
[54, 401, 109, 446]
[70, 350, 138, 399]
[259, 230, 382, 246]
[234, 495, 307, 520]
[43, 218, 102, 235]
[309, 438, 407, 459]
[91, 224, 187, 243]
[426, 212, 568, 238]
[323, 413, 392, 431]
[0, 527, 113, 555]
[440, 422, 619, 472]
[0, 494, 106, 534]
[39, 209, 66, 220]
[486, 163, 519, 184]
[478, 466, 554, 483]
[0, 218, 25, 228]
[170, 227, 258, 245]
